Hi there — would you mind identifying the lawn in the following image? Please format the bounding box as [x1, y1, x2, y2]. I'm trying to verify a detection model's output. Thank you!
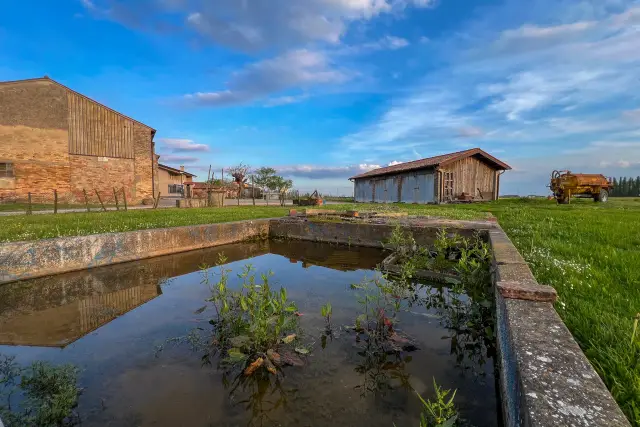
[1, 197, 638, 423]
[0, 206, 289, 243]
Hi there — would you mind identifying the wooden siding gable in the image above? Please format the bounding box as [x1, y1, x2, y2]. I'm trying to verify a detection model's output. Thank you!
[67, 91, 135, 159]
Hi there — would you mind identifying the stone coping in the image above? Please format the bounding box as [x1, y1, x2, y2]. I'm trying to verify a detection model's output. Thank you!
[0, 219, 271, 285]
[489, 226, 629, 427]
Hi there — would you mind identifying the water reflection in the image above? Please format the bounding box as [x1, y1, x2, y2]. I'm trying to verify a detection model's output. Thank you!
[0, 241, 386, 349]
[0, 242, 270, 348]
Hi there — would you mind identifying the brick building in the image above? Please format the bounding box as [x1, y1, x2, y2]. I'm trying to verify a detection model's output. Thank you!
[0, 77, 157, 203]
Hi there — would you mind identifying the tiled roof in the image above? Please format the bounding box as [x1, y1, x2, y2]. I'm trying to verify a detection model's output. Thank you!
[350, 148, 511, 180]
[158, 163, 197, 177]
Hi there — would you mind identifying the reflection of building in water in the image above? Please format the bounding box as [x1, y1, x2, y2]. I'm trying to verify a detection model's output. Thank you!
[0, 241, 269, 349]
[0, 284, 161, 348]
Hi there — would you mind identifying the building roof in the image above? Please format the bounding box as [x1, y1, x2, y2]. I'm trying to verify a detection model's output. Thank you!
[350, 148, 511, 180]
[0, 76, 156, 133]
[158, 163, 197, 177]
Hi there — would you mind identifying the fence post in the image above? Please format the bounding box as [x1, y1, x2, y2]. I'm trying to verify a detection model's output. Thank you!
[83, 189, 91, 212]
[122, 187, 128, 211]
[27, 192, 32, 215]
[113, 187, 119, 210]
[95, 189, 107, 212]
[251, 175, 255, 206]
[54, 190, 58, 214]
[154, 192, 161, 209]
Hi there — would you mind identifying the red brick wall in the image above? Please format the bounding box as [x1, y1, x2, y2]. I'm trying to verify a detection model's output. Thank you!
[0, 79, 156, 203]
[69, 155, 136, 201]
[132, 123, 154, 201]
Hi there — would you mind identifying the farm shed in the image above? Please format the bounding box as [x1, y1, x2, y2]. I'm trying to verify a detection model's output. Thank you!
[350, 148, 511, 203]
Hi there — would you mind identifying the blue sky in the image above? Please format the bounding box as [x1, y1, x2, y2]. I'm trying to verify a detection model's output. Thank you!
[1, 0, 639, 195]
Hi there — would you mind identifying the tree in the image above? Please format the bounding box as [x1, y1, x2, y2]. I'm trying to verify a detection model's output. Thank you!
[253, 167, 277, 205]
[270, 176, 293, 206]
[227, 163, 250, 206]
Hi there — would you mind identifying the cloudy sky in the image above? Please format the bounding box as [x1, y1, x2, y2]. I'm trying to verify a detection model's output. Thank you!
[2, 0, 639, 195]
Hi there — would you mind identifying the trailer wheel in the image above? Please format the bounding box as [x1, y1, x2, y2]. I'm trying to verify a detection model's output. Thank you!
[557, 196, 569, 204]
[594, 189, 609, 203]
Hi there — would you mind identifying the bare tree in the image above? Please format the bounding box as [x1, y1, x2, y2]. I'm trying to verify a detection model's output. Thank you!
[228, 163, 250, 206]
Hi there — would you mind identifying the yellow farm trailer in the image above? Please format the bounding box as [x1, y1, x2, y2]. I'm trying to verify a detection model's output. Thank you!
[549, 170, 613, 204]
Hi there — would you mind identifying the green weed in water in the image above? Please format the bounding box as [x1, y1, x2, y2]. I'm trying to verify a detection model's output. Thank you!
[0, 354, 81, 427]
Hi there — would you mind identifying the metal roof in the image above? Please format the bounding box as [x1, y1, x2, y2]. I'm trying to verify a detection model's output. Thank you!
[350, 148, 511, 180]
[0, 76, 156, 133]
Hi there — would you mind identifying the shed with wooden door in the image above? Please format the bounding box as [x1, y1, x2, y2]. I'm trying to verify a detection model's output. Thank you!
[349, 148, 511, 204]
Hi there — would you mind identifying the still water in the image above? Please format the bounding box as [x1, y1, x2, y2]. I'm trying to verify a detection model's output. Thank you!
[0, 240, 499, 427]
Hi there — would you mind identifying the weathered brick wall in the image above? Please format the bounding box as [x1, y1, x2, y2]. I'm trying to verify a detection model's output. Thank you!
[0, 80, 70, 200]
[0, 80, 68, 130]
[132, 123, 154, 202]
[0, 79, 156, 204]
[69, 155, 136, 201]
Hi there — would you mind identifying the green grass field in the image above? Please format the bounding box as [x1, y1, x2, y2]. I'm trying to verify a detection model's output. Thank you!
[0, 206, 289, 243]
[1, 197, 639, 423]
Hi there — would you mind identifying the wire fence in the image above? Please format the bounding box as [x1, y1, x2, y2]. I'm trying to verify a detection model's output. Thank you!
[0, 187, 151, 214]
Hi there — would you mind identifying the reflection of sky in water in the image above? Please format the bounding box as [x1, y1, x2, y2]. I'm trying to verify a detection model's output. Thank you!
[0, 240, 499, 427]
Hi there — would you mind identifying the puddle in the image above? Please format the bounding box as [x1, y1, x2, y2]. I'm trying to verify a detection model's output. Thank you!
[0, 240, 499, 427]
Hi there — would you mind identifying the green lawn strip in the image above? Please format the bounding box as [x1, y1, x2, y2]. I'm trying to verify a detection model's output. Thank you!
[0, 206, 289, 243]
[318, 202, 491, 220]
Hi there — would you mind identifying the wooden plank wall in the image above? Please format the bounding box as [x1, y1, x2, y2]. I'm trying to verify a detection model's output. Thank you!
[440, 156, 497, 200]
[67, 92, 134, 158]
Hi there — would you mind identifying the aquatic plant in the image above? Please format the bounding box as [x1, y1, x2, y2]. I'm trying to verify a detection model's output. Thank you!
[157, 254, 306, 376]
[382, 226, 495, 376]
[203, 257, 304, 375]
[321, 302, 333, 334]
[0, 354, 81, 427]
[349, 274, 417, 395]
[415, 379, 459, 427]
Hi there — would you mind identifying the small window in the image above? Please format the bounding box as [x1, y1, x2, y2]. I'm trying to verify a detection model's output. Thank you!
[168, 184, 184, 194]
[0, 163, 14, 178]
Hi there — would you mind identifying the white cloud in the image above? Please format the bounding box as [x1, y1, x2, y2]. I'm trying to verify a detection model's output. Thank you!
[388, 160, 402, 166]
[184, 50, 349, 106]
[84, 0, 432, 51]
[277, 163, 381, 179]
[340, 2, 640, 157]
[158, 154, 201, 164]
[333, 35, 410, 55]
[158, 138, 210, 152]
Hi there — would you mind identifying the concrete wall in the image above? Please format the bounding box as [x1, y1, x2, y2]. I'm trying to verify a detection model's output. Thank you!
[269, 217, 496, 247]
[0, 79, 155, 203]
[489, 228, 629, 427]
[0, 219, 270, 284]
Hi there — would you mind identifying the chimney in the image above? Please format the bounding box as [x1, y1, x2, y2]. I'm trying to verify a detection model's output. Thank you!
[180, 165, 185, 172]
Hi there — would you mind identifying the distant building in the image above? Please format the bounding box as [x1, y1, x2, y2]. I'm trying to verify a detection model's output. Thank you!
[157, 163, 196, 198]
[350, 148, 511, 203]
[0, 77, 157, 203]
